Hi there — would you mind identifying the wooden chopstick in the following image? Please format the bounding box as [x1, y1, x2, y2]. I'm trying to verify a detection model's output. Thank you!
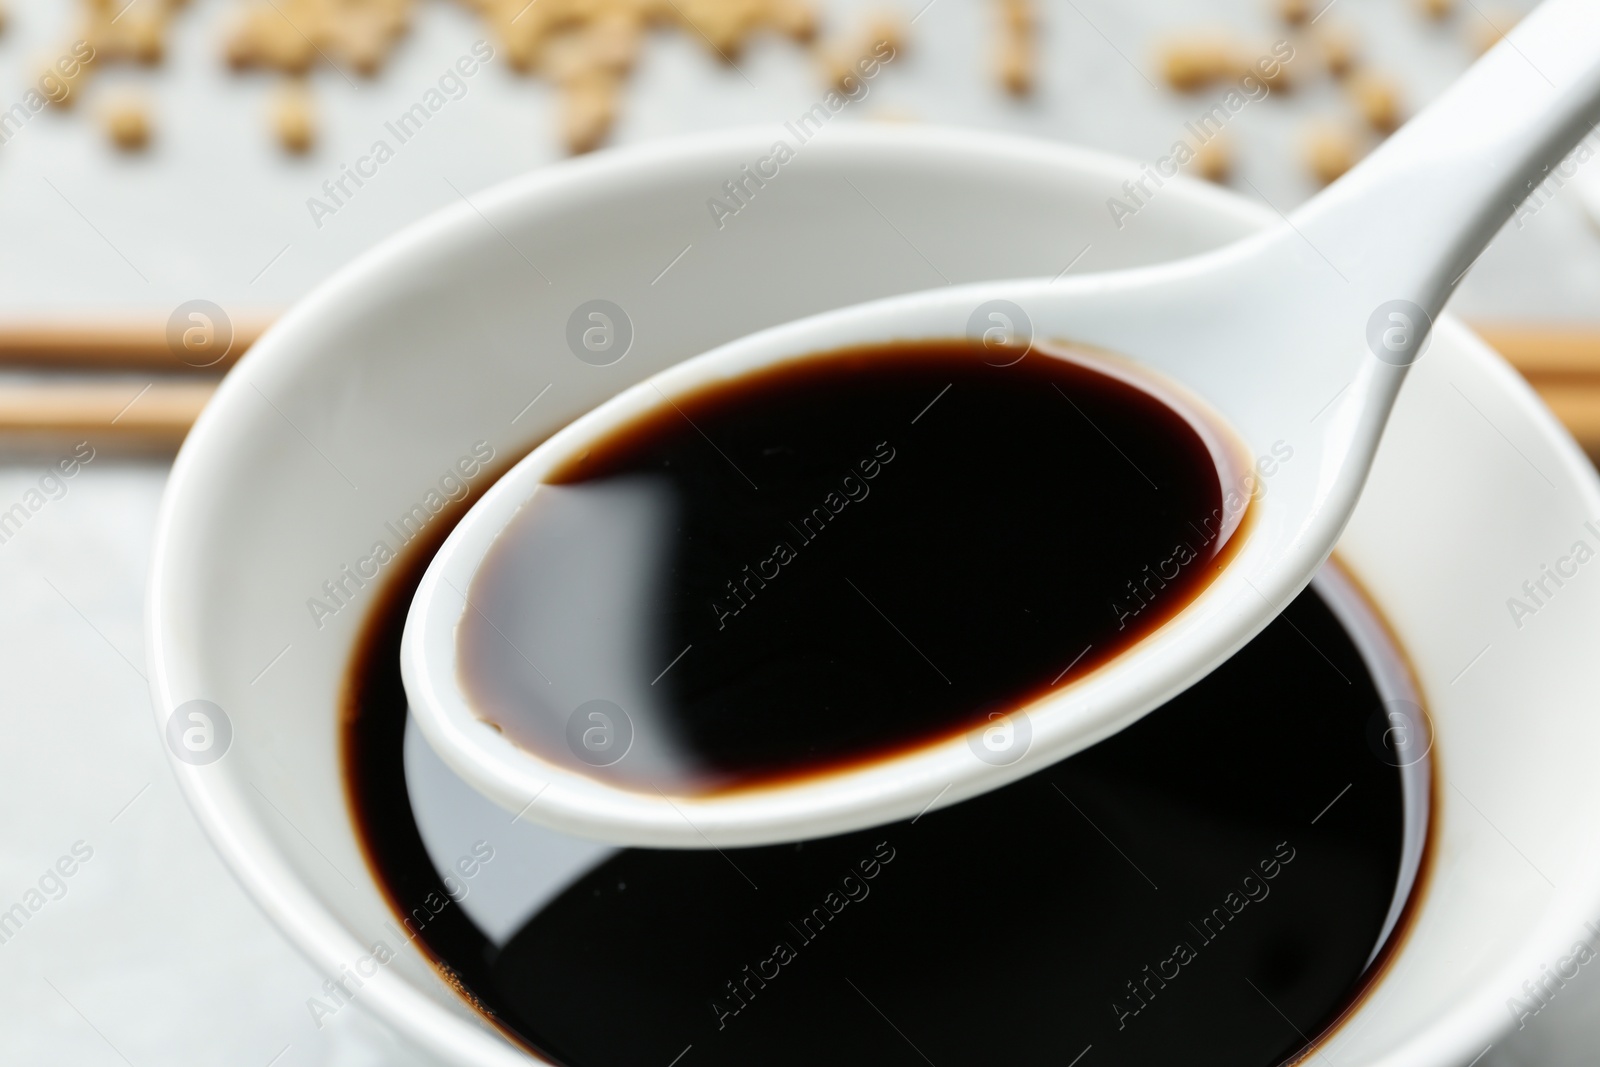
[1470, 325, 1600, 380]
[1469, 326, 1600, 455]
[0, 380, 217, 454]
[0, 319, 269, 373]
[0, 318, 255, 453]
[0, 321, 1599, 455]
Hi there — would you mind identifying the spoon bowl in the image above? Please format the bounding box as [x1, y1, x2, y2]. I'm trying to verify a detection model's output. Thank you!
[404, 0, 1600, 847]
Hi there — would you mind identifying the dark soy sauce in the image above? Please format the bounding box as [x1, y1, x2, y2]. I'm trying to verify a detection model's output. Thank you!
[350, 559, 1420, 1067]
[458, 342, 1247, 794]
[345, 439, 1427, 1067]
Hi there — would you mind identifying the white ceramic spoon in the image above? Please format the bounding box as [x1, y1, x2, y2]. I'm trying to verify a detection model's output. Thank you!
[404, 0, 1600, 848]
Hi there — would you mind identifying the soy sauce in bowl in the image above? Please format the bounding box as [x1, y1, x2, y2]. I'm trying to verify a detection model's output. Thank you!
[351, 550, 1428, 1067]
[345, 346, 1430, 1064]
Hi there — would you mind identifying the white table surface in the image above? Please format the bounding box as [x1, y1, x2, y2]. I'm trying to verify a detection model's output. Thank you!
[2, 0, 1595, 1062]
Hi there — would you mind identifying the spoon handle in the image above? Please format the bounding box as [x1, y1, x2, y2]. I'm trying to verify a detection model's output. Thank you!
[1290, 0, 1600, 320]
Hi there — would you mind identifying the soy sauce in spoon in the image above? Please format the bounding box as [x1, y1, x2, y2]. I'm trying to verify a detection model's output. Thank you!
[456, 341, 1251, 795]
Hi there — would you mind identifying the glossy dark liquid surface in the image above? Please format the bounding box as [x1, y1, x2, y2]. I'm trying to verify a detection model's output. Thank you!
[458, 343, 1247, 793]
[347, 484, 1420, 1067]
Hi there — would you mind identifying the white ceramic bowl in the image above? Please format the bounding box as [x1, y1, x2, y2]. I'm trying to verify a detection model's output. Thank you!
[148, 126, 1600, 1066]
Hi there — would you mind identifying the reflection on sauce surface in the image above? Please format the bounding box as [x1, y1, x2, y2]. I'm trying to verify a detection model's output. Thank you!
[351, 481, 1422, 1066]
[458, 342, 1246, 794]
